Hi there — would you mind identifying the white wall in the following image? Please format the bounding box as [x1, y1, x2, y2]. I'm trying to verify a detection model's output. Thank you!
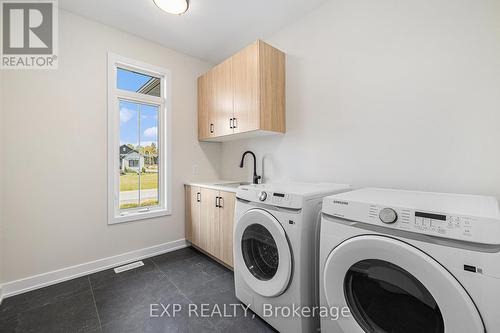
[0, 10, 220, 282]
[221, 0, 500, 200]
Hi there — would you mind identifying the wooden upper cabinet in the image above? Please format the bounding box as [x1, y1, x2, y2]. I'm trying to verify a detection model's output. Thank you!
[197, 75, 211, 140]
[232, 41, 260, 133]
[212, 58, 234, 137]
[198, 40, 285, 141]
[258, 41, 286, 133]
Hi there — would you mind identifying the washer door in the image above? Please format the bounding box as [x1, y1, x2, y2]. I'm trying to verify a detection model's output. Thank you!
[323, 235, 484, 333]
[235, 209, 292, 297]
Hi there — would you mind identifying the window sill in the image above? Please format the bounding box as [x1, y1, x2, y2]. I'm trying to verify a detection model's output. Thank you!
[108, 208, 171, 225]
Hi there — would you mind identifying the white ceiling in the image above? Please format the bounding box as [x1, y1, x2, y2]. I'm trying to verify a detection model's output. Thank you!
[59, 0, 327, 64]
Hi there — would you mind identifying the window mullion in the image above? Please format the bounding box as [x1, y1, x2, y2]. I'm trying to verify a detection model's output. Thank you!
[115, 90, 161, 105]
[137, 102, 141, 207]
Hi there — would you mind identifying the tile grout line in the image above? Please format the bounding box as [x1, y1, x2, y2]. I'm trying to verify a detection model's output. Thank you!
[150, 258, 195, 304]
[150, 258, 225, 333]
[152, 257, 234, 305]
[87, 276, 103, 333]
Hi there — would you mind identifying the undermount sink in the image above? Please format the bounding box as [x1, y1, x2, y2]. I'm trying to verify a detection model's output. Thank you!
[215, 182, 251, 188]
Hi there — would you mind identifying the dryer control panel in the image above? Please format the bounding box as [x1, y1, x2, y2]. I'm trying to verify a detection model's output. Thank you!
[366, 205, 477, 241]
[322, 188, 500, 245]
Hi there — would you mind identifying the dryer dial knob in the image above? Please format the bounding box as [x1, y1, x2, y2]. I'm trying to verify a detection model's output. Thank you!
[258, 191, 268, 201]
[379, 208, 398, 224]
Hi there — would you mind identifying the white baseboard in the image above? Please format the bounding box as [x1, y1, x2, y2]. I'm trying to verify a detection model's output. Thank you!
[1, 239, 188, 299]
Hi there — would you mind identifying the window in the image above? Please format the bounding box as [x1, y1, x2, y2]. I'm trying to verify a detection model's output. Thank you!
[108, 53, 171, 224]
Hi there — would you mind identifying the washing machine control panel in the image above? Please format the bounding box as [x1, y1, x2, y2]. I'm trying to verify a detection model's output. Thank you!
[237, 188, 303, 209]
[259, 191, 298, 208]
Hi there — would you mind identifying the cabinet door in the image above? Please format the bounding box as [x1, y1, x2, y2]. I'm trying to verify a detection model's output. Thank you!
[197, 74, 211, 140]
[232, 41, 260, 133]
[199, 68, 220, 140]
[200, 188, 220, 256]
[212, 58, 234, 137]
[219, 191, 236, 267]
[185, 186, 201, 246]
[258, 40, 286, 133]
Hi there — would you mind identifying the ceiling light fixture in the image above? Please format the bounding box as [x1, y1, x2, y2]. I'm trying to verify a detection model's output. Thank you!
[153, 0, 189, 15]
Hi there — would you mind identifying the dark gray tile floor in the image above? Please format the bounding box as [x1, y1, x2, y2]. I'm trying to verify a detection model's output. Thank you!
[0, 247, 276, 333]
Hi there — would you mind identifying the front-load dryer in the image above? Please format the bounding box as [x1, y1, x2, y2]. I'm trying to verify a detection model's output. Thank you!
[319, 188, 500, 333]
[234, 182, 351, 333]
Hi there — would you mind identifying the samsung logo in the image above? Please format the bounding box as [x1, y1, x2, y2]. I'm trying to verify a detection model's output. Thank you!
[333, 200, 349, 205]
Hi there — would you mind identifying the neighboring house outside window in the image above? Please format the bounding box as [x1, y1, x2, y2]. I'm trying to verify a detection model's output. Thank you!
[119, 145, 143, 172]
[128, 157, 140, 168]
[108, 53, 171, 224]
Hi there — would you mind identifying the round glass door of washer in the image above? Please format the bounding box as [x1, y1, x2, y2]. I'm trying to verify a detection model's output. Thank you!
[235, 209, 292, 297]
[241, 223, 280, 281]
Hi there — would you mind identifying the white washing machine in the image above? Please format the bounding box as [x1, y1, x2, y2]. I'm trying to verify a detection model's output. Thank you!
[234, 182, 351, 333]
[319, 188, 500, 333]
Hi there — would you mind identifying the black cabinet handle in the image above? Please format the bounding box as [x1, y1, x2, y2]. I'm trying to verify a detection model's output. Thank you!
[197, 192, 201, 202]
[219, 197, 224, 208]
[210, 123, 214, 133]
[233, 118, 238, 129]
[215, 196, 219, 208]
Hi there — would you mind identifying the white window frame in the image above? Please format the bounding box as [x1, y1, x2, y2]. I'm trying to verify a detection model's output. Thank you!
[107, 53, 172, 224]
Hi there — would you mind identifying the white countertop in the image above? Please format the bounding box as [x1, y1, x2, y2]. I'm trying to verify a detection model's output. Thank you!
[185, 180, 250, 193]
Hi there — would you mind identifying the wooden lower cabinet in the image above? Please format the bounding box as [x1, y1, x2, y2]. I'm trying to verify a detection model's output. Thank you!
[185, 186, 201, 247]
[219, 191, 236, 267]
[185, 185, 236, 268]
[202, 187, 220, 258]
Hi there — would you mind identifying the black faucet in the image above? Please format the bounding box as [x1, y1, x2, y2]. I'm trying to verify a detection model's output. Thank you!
[240, 151, 261, 184]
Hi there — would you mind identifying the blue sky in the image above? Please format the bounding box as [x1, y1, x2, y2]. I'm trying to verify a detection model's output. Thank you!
[117, 68, 152, 92]
[118, 69, 159, 148]
[120, 101, 158, 148]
